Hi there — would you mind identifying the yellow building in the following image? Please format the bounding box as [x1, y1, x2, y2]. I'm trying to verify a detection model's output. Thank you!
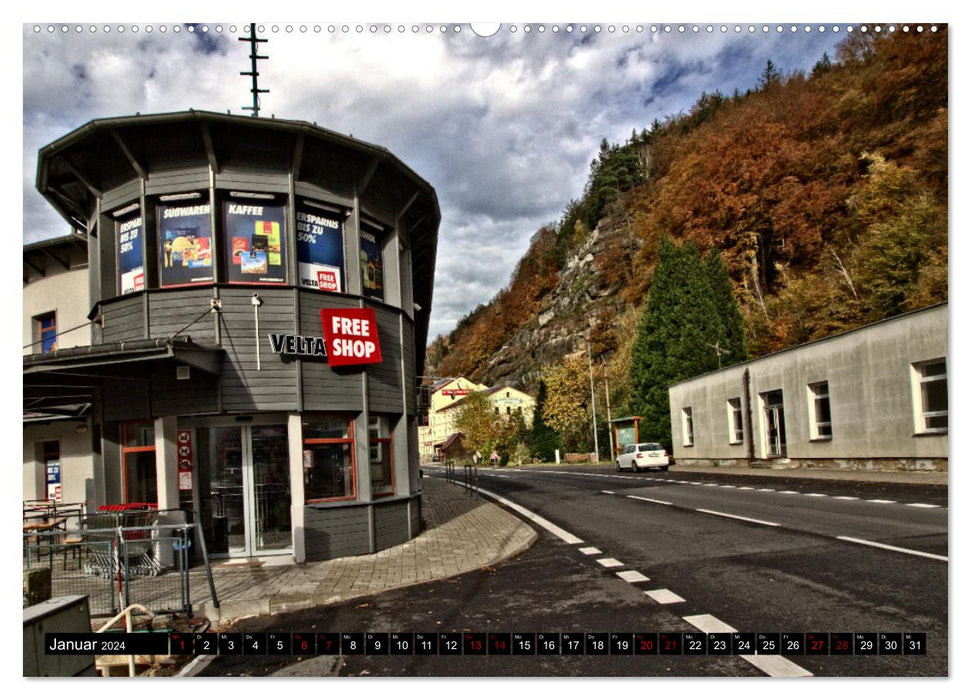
[418, 378, 535, 463]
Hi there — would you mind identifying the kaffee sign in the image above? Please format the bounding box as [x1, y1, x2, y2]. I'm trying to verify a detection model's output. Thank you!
[268, 308, 383, 367]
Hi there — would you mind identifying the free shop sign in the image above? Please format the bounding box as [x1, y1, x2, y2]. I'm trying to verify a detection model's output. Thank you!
[268, 308, 383, 366]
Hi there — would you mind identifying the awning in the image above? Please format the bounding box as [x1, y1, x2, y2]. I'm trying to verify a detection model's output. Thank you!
[23, 337, 223, 418]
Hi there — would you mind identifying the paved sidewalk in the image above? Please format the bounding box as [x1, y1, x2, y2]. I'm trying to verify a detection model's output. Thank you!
[194, 477, 536, 624]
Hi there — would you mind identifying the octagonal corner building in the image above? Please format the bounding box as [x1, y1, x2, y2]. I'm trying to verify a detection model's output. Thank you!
[27, 110, 440, 562]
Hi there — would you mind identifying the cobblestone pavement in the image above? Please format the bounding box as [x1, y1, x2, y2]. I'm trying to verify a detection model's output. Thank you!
[194, 477, 536, 623]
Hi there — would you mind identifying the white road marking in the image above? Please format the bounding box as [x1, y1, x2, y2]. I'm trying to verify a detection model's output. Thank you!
[644, 588, 686, 604]
[695, 509, 781, 527]
[778, 490, 799, 495]
[578, 546, 602, 555]
[627, 495, 673, 506]
[601, 490, 615, 495]
[596, 557, 625, 568]
[757, 488, 775, 492]
[833, 496, 858, 500]
[867, 499, 896, 504]
[719, 484, 736, 488]
[906, 503, 941, 508]
[806, 493, 828, 497]
[475, 486, 584, 544]
[683, 614, 813, 678]
[737, 487, 754, 490]
[616, 570, 651, 583]
[836, 536, 948, 562]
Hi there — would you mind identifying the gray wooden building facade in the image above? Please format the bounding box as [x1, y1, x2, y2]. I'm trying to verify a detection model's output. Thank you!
[24, 111, 440, 562]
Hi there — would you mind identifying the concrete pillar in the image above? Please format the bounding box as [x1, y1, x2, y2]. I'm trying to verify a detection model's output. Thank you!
[154, 416, 182, 568]
[287, 413, 306, 564]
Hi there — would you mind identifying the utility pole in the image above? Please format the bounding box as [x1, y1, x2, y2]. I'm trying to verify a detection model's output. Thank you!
[239, 23, 269, 117]
[602, 359, 613, 461]
[578, 336, 599, 462]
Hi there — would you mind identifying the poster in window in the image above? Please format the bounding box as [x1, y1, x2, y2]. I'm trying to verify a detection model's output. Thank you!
[360, 223, 385, 300]
[296, 205, 344, 292]
[117, 214, 144, 294]
[46, 460, 62, 502]
[159, 202, 213, 287]
[225, 200, 287, 284]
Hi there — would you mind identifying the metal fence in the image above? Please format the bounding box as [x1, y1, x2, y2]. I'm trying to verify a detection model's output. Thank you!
[443, 460, 479, 495]
[23, 512, 217, 619]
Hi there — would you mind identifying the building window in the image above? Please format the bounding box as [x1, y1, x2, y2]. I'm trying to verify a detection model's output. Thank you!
[224, 196, 288, 285]
[33, 311, 57, 353]
[682, 407, 694, 447]
[808, 381, 833, 440]
[727, 398, 743, 444]
[369, 416, 394, 497]
[359, 221, 385, 301]
[914, 359, 948, 433]
[302, 415, 356, 502]
[42, 441, 61, 502]
[116, 210, 145, 294]
[121, 421, 157, 504]
[296, 200, 345, 292]
[158, 195, 213, 288]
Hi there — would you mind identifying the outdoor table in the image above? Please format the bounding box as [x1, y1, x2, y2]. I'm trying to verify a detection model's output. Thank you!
[22, 517, 68, 567]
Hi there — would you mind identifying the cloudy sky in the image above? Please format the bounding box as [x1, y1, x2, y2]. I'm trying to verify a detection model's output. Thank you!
[17, 18, 908, 341]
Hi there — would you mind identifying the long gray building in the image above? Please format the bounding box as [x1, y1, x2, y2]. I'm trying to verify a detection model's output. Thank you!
[668, 303, 947, 472]
[23, 110, 440, 562]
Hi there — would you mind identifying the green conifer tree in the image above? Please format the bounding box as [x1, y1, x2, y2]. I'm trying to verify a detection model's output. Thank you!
[530, 379, 564, 462]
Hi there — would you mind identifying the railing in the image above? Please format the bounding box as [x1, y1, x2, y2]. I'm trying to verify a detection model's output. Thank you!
[443, 460, 478, 495]
[23, 510, 218, 619]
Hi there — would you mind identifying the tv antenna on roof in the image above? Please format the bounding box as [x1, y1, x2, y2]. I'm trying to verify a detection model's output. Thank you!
[239, 23, 269, 117]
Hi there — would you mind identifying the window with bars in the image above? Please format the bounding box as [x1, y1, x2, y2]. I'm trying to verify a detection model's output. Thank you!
[914, 359, 947, 433]
[808, 381, 832, 440]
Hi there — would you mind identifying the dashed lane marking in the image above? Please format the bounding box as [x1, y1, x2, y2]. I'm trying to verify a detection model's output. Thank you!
[695, 508, 781, 527]
[778, 490, 799, 495]
[645, 588, 686, 604]
[836, 536, 948, 562]
[757, 488, 775, 492]
[833, 495, 858, 500]
[475, 486, 584, 544]
[683, 614, 813, 678]
[806, 493, 828, 497]
[578, 546, 602, 555]
[906, 503, 941, 508]
[616, 570, 651, 583]
[867, 499, 896, 504]
[601, 490, 615, 495]
[596, 557, 625, 568]
[627, 495, 673, 506]
[737, 487, 754, 490]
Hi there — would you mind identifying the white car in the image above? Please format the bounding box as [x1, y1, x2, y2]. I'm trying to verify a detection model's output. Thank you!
[616, 443, 670, 472]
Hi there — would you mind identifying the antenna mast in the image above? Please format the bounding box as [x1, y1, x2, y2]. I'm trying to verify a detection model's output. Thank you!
[239, 23, 269, 117]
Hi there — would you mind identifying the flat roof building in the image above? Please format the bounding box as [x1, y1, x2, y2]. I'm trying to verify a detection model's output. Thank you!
[668, 303, 947, 472]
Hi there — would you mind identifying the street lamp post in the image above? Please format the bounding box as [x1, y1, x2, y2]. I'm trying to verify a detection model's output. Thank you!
[578, 336, 599, 463]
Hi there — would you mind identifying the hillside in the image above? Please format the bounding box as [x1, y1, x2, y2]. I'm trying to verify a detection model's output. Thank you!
[426, 28, 948, 418]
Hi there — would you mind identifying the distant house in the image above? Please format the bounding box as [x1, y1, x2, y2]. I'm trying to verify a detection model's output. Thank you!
[668, 303, 947, 472]
[418, 378, 535, 463]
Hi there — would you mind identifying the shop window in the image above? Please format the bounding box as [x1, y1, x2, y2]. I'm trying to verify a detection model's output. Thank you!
[359, 221, 385, 301]
[727, 397, 743, 444]
[296, 200, 345, 292]
[33, 312, 57, 353]
[158, 195, 213, 288]
[808, 381, 833, 440]
[224, 195, 288, 285]
[302, 415, 356, 502]
[121, 421, 157, 504]
[116, 209, 145, 294]
[913, 359, 948, 433]
[682, 407, 694, 447]
[369, 416, 394, 497]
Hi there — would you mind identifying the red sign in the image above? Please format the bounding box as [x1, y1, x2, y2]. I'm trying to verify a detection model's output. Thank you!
[317, 269, 339, 293]
[320, 308, 383, 367]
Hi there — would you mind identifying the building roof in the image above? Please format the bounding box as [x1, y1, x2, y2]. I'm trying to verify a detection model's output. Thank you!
[35, 109, 441, 368]
[668, 301, 948, 389]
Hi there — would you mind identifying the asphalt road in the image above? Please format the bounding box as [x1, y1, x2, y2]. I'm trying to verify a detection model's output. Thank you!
[198, 465, 947, 678]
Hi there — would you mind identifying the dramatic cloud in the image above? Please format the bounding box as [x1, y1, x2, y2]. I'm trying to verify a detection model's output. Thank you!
[22, 22, 845, 341]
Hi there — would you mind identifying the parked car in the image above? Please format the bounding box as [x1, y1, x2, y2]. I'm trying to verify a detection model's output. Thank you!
[616, 443, 670, 472]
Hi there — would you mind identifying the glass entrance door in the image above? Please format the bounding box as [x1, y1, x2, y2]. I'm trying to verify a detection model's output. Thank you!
[762, 390, 787, 458]
[209, 425, 291, 557]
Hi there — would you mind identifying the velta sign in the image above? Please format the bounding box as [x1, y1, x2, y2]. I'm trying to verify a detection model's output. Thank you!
[268, 333, 328, 358]
[320, 308, 383, 367]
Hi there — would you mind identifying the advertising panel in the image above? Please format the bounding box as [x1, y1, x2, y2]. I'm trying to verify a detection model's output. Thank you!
[359, 222, 385, 301]
[117, 214, 144, 295]
[296, 205, 344, 292]
[225, 200, 287, 284]
[159, 202, 213, 287]
[320, 308, 383, 367]
[45, 459, 62, 502]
